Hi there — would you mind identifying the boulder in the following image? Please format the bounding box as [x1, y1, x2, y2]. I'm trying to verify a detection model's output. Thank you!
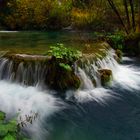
[98, 69, 112, 86]
[45, 58, 80, 91]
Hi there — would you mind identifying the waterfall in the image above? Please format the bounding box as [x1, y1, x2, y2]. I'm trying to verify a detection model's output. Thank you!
[0, 81, 64, 140]
[75, 49, 140, 90]
[0, 49, 140, 139]
[68, 49, 140, 103]
[0, 57, 48, 87]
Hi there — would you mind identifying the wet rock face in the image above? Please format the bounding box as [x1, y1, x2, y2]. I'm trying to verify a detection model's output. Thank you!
[1, 54, 81, 91]
[45, 58, 80, 92]
[98, 69, 112, 86]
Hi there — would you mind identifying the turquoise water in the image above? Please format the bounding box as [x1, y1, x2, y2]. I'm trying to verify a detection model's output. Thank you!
[0, 31, 97, 54]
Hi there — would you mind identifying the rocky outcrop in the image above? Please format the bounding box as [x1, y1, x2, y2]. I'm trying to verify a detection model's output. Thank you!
[98, 69, 112, 86]
[1, 53, 81, 91]
[44, 57, 80, 91]
[0, 42, 113, 91]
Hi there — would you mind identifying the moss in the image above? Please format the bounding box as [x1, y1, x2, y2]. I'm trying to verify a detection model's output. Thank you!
[98, 69, 112, 86]
[45, 58, 80, 91]
[1, 41, 112, 91]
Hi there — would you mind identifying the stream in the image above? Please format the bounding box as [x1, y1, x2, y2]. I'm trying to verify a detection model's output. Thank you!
[0, 31, 140, 140]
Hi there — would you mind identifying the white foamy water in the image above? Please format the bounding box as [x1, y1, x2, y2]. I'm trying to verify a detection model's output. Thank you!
[0, 48, 140, 139]
[0, 80, 64, 140]
[73, 50, 140, 103]
[66, 88, 116, 105]
[113, 64, 140, 90]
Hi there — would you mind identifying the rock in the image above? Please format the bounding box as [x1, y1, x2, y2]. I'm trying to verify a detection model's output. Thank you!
[98, 69, 112, 86]
[1, 53, 81, 91]
[45, 58, 81, 91]
[114, 49, 122, 63]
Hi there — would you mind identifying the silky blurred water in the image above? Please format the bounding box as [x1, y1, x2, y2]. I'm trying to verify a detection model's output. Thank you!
[0, 31, 140, 140]
[47, 57, 140, 140]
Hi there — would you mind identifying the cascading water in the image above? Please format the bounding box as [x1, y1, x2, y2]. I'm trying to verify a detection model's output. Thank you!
[0, 57, 48, 87]
[0, 49, 140, 140]
[0, 80, 64, 140]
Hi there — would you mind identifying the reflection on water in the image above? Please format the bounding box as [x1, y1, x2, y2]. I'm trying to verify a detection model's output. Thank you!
[0, 31, 97, 54]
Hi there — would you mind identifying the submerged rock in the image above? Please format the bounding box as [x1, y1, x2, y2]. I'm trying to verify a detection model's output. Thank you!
[98, 69, 112, 86]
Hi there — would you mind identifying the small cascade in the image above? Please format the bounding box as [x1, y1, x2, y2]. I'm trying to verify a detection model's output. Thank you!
[0, 57, 48, 87]
[0, 49, 120, 90]
[0, 81, 64, 140]
[75, 49, 140, 91]
[75, 49, 116, 89]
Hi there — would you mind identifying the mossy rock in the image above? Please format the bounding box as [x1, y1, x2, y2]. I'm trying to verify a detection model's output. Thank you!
[45, 58, 80, 91]
[98, 69, 112, 86]
[114, 49, 122, 63]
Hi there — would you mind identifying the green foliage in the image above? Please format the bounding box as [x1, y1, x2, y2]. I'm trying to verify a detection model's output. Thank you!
[0, 111, 29, 140]
[0, 0, 125, 31]
[59, 63, 72, 71]
[1, 0, 72, 30]
[107, 32, 125, 50]
[46, 43, 82, 71]
[47, 43, 82, 62]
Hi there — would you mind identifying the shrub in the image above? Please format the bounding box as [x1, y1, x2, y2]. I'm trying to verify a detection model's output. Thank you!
[0, 111, 29, 140]
[107, 32, 125, 50]
[46, 43, 82, 70]
[3, 0, 72, 30]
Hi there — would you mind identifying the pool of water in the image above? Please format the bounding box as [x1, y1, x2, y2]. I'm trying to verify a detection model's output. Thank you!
[0, 31, 98, 54]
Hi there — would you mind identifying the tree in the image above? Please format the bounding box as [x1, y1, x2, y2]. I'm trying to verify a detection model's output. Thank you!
[107, 0, 129, 34]
[123, 0, 131, 30]
[107, 0, 140, 34]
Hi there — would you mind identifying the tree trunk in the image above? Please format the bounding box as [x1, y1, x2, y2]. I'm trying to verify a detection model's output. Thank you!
[107, 0, 129, 34]
[136, 0, 140, 32]
[129, 0, 136, 31]
[123, 0, 131, 30]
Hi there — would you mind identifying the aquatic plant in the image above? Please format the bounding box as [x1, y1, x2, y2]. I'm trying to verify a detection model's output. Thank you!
[46, 43, 82, 70]
[44, 43, 82, 91]
[0, 111, 29, 140]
